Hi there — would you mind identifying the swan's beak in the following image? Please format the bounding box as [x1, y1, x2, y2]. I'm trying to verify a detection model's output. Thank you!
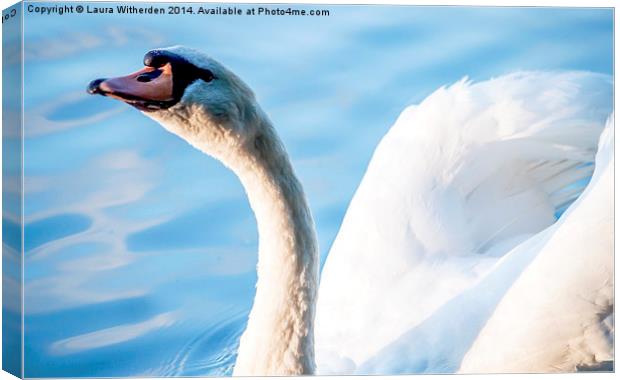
[87, 63, 175, 111]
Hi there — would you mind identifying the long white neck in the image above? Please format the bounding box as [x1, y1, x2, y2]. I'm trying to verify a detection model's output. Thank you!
[153, 107, 320, 375]
[232, 124, 319, 376]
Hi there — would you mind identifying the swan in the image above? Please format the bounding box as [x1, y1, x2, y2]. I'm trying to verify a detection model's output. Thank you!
[87, 46, 613, 375]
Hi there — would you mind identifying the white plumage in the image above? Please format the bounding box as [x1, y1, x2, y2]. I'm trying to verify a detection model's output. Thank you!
[94, 47, 614, 374]
[315, 71, 613, 374]
[459, 115, 614, 373]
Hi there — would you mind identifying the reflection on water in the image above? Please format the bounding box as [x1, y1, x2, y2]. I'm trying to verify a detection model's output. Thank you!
[21, 3, 612, 377]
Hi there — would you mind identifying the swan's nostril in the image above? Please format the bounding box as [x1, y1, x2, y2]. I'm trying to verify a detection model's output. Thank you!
[136, 74, 151, 83]
[136, 69, 163, 83]
[87, 78, 106, 95]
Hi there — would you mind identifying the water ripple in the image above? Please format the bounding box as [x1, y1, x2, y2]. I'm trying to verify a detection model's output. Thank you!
[158, 310, 247, 377]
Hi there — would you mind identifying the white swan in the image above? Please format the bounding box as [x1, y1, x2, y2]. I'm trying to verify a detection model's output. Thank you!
[88, 46, 613, 375]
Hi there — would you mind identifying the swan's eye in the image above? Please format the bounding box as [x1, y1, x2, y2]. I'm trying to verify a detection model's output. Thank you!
[136, 69, 163, 83]
[201, 70, 215, 83]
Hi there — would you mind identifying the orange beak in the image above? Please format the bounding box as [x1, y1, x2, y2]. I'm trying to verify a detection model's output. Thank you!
[88, 63, 174, 111]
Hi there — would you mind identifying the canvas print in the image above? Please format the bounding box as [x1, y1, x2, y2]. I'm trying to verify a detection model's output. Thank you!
[1, 1, 614, 378]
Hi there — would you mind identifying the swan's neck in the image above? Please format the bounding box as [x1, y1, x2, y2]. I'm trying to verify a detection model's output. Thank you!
[156, 108, 320, 375]
[232, 126, 319, 375]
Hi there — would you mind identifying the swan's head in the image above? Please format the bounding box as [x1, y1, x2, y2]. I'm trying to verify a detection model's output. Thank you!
[88, 46, 268, 162]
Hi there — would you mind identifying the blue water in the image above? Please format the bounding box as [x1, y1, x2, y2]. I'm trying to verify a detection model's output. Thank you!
[20, 3, 612, 377]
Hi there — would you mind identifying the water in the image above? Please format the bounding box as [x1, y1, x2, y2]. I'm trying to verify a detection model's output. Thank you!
[17, 3, 612, 377]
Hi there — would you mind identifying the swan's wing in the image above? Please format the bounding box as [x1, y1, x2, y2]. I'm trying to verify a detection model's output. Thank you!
[459, 117, 614, 373]
[315, 72, 612, 373]
[355, 116, 614, 375]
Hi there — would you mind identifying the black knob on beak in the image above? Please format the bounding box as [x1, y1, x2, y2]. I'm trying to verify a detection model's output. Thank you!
[87, 78, 106, 95]
[144, 50, 170, 68]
